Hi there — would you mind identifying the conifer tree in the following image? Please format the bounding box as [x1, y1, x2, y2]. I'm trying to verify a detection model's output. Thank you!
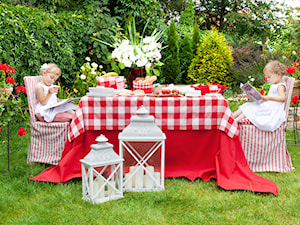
[188, 27, 233, 87]
[162, 20, 180, 84]
[192, 20, 200, 54]
[179, 35, 193, 83]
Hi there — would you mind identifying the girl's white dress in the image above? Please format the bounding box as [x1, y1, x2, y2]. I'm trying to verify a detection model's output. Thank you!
[35, 83, 77, 122]
[239, 82, 286, 131]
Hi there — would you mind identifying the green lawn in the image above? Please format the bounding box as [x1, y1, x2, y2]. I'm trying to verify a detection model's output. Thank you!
[0, 123, 299, 225]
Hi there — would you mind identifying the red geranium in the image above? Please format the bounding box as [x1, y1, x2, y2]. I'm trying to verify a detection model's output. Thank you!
[1, 62, 29, 138]
[260, 90, 265, 95]
[263, 76, 267, 82]
[6, 76, 15, 85]
[292, 96, 299, 105]
[15, 86, 26, 93]
[286, 62, 300, 81]
[17, 127, 27, 136]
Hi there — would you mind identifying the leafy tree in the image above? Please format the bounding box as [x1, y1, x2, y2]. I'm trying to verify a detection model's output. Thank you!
[193, 0, 287, 42]
[188, 27, 233, 87]
[162, 21, 181, 84]
[108, 0, 165, 37]
[179, 35, 193, 83]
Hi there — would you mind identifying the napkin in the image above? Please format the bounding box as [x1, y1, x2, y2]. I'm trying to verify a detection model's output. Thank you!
[191, 84, 227, 95]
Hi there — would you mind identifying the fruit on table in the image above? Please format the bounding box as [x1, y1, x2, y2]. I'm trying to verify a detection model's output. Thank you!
[102, 72, 118, 77]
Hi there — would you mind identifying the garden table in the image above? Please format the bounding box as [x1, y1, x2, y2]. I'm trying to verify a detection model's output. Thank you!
[30, 95, 278, 195]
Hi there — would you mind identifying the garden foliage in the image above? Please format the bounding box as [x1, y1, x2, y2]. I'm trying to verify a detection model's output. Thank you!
[162, 21, 181, 84]
[188, 27, 233, 87]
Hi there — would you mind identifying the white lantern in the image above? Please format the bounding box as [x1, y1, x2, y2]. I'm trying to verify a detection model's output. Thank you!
[118, 106, 166, 192]
[80, 135, 124, 204]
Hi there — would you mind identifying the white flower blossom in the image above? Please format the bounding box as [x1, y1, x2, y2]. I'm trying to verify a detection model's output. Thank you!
[80, 74, 86, 80]
[85, 57, 91, 62]
[91, 62, 98, 69]
[91, 70, 97, 75]
[81, 66, 85, 71]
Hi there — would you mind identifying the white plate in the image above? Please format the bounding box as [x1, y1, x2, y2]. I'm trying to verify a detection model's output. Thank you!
[205, 93, 222, 97]
[86, 92, 114, 97]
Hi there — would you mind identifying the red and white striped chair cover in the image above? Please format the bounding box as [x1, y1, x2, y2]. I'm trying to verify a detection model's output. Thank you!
[24, 76, 70, 165]
[238, 76, 295, 172]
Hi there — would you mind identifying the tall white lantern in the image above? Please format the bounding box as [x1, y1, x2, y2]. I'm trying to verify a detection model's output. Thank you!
[80, 135, 124, 204]
[118, 106, 166, 192]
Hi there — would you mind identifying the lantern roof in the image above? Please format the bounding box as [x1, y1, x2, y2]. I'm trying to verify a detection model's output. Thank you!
[118, 106, 166, 141]
[80, 134, 123, 167]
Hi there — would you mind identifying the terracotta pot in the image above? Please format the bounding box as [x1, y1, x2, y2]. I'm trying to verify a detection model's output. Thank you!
[0, 87, 13, 103]
[128, 68, 143, 90]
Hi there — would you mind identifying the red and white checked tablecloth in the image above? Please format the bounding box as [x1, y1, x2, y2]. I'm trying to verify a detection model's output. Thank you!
[68, 95, 239, 142]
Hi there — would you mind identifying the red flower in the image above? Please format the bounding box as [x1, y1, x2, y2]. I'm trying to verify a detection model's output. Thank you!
[15, 86, 26, 93]
[263, 76, 267, 82]
[286, 66, 296, 74]
[292, 96, 299, 105]
[17, 127, 27, 136]
[0, 127, 1, 132]
[260, 90, 265, 95]
[6, 76, 15, 85]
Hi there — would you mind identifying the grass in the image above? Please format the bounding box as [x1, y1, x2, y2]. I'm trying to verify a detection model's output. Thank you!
[0, 122, 299, 225]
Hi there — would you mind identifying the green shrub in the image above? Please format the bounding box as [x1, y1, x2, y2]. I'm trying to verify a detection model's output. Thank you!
[187, 27, 233, 87]
[162, 21, 181, 84]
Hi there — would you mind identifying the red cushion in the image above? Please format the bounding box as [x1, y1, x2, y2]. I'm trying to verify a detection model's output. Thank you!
[35, 112, 73, 123]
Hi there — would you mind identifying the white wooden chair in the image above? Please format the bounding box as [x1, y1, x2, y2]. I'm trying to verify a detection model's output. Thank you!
[24, 76, 70, 165]
[238, 76, 295, 172]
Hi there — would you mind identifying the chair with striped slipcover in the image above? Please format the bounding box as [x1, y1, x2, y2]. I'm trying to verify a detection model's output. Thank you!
[238, 76, 295, 172]
[24, 76, 70, 165]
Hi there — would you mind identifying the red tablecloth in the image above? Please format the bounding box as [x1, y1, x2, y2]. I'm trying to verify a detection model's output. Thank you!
[30, 95, 278, 196]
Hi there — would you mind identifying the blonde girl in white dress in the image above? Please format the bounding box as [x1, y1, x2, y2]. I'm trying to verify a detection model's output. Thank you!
[233, 60, 288, 132]
[35, 63, 77, 122]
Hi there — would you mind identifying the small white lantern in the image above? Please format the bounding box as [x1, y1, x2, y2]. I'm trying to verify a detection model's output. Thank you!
[118, 106, 166, 192]
[80, 135, 124, 204]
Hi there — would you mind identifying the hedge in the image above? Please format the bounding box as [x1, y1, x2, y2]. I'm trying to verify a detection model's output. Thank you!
[0, 3, 104, 87]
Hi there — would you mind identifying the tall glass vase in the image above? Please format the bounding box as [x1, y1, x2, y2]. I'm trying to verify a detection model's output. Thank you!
[129, 68, 143, 90]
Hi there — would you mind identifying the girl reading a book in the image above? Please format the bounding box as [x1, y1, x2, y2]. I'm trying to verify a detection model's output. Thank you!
[35, 63, 77, 122]
[233, 60, 287, 131]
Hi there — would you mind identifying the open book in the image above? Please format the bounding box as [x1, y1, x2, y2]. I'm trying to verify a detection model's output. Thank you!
[44, 97, 81, 110]
[240, 82, 263, 104]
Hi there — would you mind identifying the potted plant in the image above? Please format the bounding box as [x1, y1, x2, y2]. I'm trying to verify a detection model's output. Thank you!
[0, 62, 29, 136]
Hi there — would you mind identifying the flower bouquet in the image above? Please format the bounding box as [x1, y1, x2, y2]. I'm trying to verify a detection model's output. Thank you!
[93, 19, 164, 77]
